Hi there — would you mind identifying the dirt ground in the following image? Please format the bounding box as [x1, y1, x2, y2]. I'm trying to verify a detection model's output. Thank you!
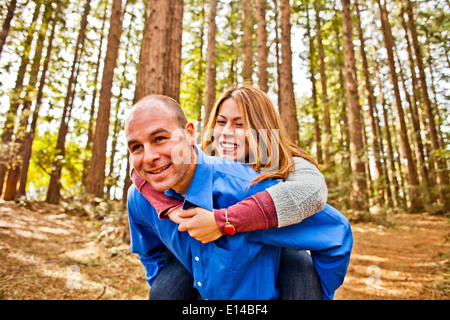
[0, 200, 448, 300]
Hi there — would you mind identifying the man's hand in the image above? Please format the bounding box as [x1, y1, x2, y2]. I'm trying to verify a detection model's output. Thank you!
[177, 207, 222, 243]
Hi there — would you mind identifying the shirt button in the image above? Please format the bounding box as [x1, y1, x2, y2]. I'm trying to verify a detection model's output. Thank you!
[195, 256, 200, 261]
[197, 282, 202, 287]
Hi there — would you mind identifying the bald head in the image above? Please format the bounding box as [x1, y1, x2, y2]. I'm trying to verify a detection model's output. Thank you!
[126, 95, 187, 130]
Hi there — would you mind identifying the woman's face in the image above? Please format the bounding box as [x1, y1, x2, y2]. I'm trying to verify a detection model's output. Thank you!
[213, 98, 250, 162]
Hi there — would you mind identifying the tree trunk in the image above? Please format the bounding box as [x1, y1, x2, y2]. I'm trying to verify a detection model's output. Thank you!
[86, 0, 124, 198]
[279, 0, 299, 145]
[272, 0, 281, 112]
[203, 0, 217, 123]
[314, 0, 332, 167]
[377, 0, 423, 212]
[18, 9, 58, 198]
[371, 42, 400, 207]
[3, 2, 52, 200]
[107, 8, 133, 198]
[0, 0, 17, 58]
[341, 0, 369, 214]
[305, 4, 322, 164]
[255, 0, 268, 93]
[135, 0, 184, 102]
[46, 0, 91, 204]
[195, 2, 206, 144]
[241, 0, 253, 84]
[354, 0, 385, 205]
[82, 0, 108, 185]
[164, 0, 184, 100]
[0, 0, 42, 196]
[404, 0, 449, 212]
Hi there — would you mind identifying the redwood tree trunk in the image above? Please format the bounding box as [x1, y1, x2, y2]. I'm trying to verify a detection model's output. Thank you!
[46, 0, 91, 203]
[404, 0, 449, 211]
[255, 0, 268, 92]
[203, 0, 217, 123]
[0, 0, 17, 58]
[354, 0, 384, 204]
[86, 0, 123, 198]
[341, 0, 369, 214]
[314, 0, 332, 167]
[279, 0, 299, 145]
[377, 0, 423, 212]
[135, 0, 184, 102]
[3, 2, 52, 200]
[241, 0, 253, 84]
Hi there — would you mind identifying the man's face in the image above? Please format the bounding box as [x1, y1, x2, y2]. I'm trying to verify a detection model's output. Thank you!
[125, 101, 196, 193]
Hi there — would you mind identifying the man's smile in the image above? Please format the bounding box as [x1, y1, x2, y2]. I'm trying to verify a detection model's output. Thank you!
[147, 164, 171, 175]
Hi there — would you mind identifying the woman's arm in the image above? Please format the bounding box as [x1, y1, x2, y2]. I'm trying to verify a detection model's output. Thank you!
[266, 156, 327, 227]
[179, 157, 327, 237]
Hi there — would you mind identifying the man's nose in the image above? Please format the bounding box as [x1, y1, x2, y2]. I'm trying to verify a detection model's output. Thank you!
[143, 146, 160, 164]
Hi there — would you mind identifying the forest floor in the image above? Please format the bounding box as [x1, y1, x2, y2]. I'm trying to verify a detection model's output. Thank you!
[0, 199, 448, 300]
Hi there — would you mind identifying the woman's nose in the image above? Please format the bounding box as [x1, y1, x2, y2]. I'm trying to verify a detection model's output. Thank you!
[222, 122, 235, 136]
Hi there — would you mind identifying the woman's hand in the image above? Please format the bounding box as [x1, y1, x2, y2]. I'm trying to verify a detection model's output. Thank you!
[167, 206, 187, 224]
[177, 207, 222, 243]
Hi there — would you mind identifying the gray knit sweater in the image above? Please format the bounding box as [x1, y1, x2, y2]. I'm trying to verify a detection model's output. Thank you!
[266, 157, 328, 228]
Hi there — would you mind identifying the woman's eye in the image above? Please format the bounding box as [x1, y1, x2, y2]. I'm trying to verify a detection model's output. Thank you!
[235, 122, 243, 128]
[216, 120, 226, 126]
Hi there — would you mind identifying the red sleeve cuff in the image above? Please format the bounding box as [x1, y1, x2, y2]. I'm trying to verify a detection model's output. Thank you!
[214, 191, 278, 234]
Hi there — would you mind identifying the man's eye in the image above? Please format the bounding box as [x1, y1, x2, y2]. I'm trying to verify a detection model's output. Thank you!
[131, 145, 142, 152]
[155, 136, 167, 143]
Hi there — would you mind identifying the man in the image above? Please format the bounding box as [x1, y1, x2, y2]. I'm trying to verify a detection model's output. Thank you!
[125, 95, 352, 300]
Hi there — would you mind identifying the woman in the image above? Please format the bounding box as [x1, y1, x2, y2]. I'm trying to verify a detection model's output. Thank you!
[131, 86, 326, 299]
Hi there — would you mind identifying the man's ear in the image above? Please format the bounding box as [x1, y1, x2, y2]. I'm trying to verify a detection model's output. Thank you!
[185, 122, 196, 146]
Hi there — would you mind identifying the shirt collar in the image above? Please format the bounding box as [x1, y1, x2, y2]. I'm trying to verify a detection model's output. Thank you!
[164, 145, 214, 211]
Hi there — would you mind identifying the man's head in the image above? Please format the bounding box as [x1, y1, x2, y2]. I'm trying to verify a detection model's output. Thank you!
[125, 95, 196, 193]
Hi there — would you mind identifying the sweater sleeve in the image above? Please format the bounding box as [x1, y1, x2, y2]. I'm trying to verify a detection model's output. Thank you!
[131, 169, 182, 219]
[214, 191, 278, 234]
[266, 157, 328, 228]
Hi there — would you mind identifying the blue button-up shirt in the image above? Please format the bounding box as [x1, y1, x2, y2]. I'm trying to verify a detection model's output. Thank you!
[127, 147, 352, 300]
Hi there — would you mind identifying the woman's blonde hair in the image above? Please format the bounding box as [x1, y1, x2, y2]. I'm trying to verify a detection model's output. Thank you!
[201, 85, 319, 184]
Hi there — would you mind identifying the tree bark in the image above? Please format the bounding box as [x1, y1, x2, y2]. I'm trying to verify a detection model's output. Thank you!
[3, 2, 53, 200]
[404, 0, 449, 211]
[203, 0, 217, 124]
[354, 0, 385, 204]
[46, 0, 91, 203]
[371, 42, 400, 208]
[18, 6, 59, 198]
[341, 0, 369, 214]
[279, 0, 299, 145]
[314, 0, 332, 167]
[305, 4, 322, 164]
[241, 0, 253, 84]
[0, 0, 17, 58]
[377, 0, 423, 212]
[135, 0, 184, 102]
[82, 0, 108, 185]
[255, 0, 268, 92]
[86, 0, 124, 198]
[0, 0, 42, 197]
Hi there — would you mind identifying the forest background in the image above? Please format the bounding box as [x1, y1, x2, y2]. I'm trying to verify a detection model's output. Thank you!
[0, 0, 449, 300]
